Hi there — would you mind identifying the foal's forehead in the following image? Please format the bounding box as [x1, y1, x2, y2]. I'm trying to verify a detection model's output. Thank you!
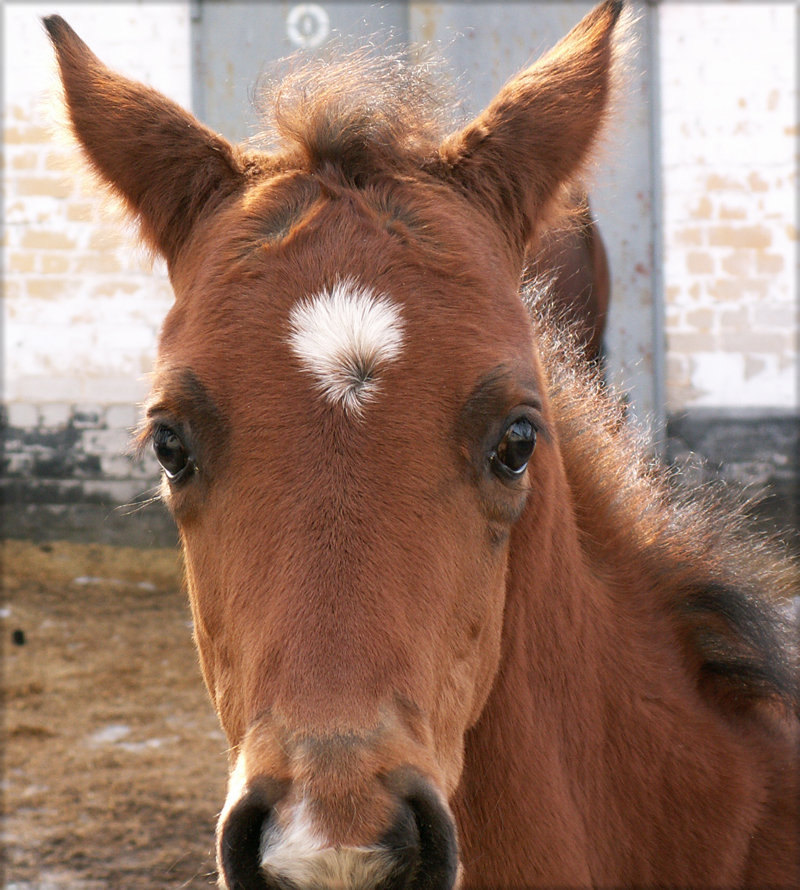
[164, 179, 536, 413]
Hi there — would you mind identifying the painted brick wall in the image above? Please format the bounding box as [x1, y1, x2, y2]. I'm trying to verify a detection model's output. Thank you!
[660, 3, 798, 411]
[3, 2, 191, 541]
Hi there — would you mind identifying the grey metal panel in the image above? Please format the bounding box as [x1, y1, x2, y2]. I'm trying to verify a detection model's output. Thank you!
[409, 2, 596, 115]
[192, 1, 410, 143]
[192, 1, 660, 430]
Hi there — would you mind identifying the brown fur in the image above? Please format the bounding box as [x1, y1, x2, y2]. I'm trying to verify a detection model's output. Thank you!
[46, 3, 798, 887]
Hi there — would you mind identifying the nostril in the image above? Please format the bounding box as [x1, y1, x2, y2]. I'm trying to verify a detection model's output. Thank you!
[217, 779, 286, 890]
[381, 772, 458, 890]
[405, 784, 458, 890]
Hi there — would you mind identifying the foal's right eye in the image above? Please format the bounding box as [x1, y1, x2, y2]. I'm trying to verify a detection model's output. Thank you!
[152, 425, 193, 482]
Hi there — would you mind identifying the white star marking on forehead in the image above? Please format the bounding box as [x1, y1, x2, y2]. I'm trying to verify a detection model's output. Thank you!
[288, 278, 405, 414]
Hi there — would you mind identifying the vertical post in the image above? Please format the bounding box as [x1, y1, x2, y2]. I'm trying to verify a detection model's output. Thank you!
[646, 0, 666, 451]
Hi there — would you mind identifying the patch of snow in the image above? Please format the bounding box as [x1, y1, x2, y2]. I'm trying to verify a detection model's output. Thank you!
[88, 724, 130, 745]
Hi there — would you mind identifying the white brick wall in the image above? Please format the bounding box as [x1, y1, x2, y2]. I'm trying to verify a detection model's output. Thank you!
[3, 1, 191, 412]
[660, 3, 798, 410]
[3, 1, 797, 424]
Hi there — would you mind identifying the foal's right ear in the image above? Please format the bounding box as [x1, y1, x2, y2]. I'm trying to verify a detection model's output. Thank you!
[44, 16, 246, 266]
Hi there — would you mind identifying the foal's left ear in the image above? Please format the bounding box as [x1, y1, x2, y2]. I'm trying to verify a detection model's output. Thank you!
[44, 16, 246, 266]
[437, 0, 625, 255]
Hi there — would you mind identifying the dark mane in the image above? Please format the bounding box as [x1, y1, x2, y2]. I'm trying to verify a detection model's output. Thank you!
[252, 44, 458, 179]
[525, 281, 800, 718]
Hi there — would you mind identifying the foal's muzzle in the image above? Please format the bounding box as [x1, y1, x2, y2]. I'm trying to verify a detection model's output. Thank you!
[218, 770, 458, 890]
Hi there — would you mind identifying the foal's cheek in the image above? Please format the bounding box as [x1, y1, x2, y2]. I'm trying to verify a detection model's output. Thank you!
[466, 562, 509, 724]
[181, 531, 249, 743]
[447, 555, 510, 728]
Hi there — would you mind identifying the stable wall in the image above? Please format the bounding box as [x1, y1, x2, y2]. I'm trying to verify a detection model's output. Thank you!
[3, 1, 189, 541]
[659, 3, 798, 533]
[3, 1, 797, 542]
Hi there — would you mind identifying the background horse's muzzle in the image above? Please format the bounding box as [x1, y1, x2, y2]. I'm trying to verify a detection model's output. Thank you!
[218, 770, 458, 890]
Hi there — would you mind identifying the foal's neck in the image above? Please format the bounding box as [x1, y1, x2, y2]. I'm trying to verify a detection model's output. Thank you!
[454, 501, 609, 883]
[454, 486, 781, 887]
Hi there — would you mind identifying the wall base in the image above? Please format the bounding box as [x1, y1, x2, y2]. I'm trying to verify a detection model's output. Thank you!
[666, 408, 799, 549]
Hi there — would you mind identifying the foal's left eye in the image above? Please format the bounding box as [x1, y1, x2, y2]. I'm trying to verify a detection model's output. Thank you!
[491, 418, 537, 479]
[152, 425, 193, 482]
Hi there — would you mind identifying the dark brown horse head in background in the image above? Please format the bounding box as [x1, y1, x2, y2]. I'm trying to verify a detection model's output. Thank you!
[46, 3, 798, 888]
[528, 190, 611, 362]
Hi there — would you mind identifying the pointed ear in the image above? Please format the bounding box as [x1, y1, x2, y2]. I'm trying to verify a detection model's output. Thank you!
[44, 16, 246, 265]
[436, 0, 625, 256]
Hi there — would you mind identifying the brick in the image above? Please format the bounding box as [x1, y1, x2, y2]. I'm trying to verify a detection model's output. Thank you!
[755, 252, 785, 275]
[689, 196, 712, 220]
[4, 280, 22, 300]
[752, 304, 797, 329]
[105, 404, 139, 430]
[82, 428, 131, 456]
[83, 478, 152, 505]
[747, 171, 769, 193]
[675, 227, 703, 247]
[15, 176, 72, 199]
[707, 278, 744, 301]
[686, 251, 713, 275]
[92, 281, 141, 297]
[720, 251, 752, 277]
[100, 454, 138, 479]
[66, 203, 95, 222]
[744, 355, 767, 381]
[39, 403, 72, 429]
[11, 151, 38, 171]
[20, 230, 76, 250]
[72, 406, 104, 429]
[718, 204, 747, 220]
[74, 254, 123, 275]
[26, 278, 70, 300]
[11, 376, 83, 402]
[719, 331, 791, 353]
[7, 252, 36, 274]
[668, 332, 718, 354]
[88, 229, 125, 251]
[708, 225, 772, 249]
[3, 125, 50, 145]
[720, 307, 748, 330]
[5, 452, 35, 475]
[44, 152, 70, 172]
[6, 403, 39, 429]
[705, 173, 744, 192]
[40, 255, 71, 275]
[685, 308, 714, 332]
[80, 377, 150, 404]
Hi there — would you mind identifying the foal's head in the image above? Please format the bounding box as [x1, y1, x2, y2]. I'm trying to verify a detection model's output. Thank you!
[47, 3, 626, 886]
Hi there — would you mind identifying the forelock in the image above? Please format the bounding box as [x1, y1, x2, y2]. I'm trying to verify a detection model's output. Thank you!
[251, 42, 460, 176]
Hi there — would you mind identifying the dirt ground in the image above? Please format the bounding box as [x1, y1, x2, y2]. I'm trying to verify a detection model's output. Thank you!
[3, 540, 228, 889]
